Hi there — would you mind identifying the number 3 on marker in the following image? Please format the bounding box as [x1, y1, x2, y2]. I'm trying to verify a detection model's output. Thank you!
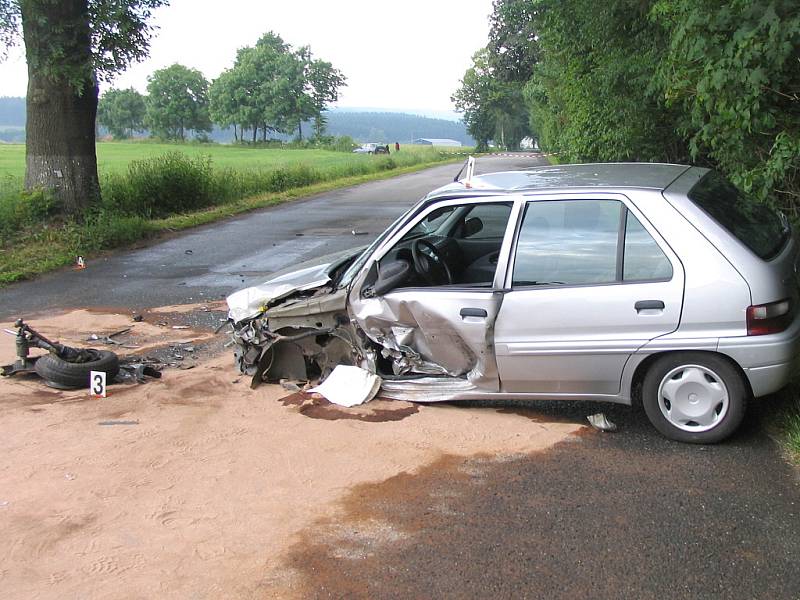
[90, 370, 107, 398]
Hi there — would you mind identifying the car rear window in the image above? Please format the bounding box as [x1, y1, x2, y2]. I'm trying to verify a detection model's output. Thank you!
[688, 172, 788, 260]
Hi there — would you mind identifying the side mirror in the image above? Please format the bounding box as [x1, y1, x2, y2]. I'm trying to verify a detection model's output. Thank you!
[372, 259, 411, 296]
[463, 216, 484, 238]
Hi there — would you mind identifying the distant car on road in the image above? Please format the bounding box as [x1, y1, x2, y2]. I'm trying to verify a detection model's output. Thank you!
[227, 163, 800, 444]
[353, 143, 390, 155]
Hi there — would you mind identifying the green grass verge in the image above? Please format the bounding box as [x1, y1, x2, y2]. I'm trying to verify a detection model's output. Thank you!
[0, 155, 464, 285]
[766, 386, 800, 465]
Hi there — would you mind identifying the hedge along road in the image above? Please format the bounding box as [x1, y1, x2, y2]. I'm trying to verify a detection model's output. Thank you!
[0, 154, 543, 320]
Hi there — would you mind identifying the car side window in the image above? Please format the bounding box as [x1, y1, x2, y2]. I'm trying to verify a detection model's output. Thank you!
[513, 200, 622, 286]
[461, 203, 513, 239]
[623, 213, 673, 281]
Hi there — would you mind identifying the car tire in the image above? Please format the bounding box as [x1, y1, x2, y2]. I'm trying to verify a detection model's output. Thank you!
[641, 352, 747, 444]
[34, 350, 120, 390]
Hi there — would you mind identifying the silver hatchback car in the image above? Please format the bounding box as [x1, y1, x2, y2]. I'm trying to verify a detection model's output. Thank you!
[227, 163, 800, 443]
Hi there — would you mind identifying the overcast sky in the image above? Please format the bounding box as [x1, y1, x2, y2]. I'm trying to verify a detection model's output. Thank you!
[0, 0, 493, 116]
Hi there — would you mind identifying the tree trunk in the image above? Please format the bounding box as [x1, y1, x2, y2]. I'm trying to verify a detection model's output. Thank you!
[21, 0, 100, 217]
[252, 126, 257, 143]
[298, 121, 302, 140]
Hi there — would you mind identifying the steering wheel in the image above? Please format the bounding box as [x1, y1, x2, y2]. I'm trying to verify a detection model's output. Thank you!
[412, 239, 453, 285]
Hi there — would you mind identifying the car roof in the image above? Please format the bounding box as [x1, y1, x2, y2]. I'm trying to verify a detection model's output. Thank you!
[431, 162, 694, 197]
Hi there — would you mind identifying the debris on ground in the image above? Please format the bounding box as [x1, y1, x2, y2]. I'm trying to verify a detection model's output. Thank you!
[117, 359, 162, 384]
[587, 412, 618, 432]
[87, 327, 139, 348]
[98, 420, 140, 426]
[280, 380, 302, 392]
[308, 365, 382, 407]
[1, 319, 119, 387]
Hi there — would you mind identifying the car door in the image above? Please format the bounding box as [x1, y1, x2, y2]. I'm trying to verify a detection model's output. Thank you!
[493, 195, 684, 397]
[348, 197, 521, 391]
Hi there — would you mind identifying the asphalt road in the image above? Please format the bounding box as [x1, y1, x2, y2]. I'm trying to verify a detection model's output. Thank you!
[2, 153, 799, 598]
[0, 154, 543, 320]
[288, 399, 800, 599]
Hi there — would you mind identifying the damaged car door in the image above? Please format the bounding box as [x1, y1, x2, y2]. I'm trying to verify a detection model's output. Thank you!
[348, 198, 519, 396]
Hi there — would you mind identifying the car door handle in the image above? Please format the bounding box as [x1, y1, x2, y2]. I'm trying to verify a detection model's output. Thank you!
[460, 307, 488, 318]
[635, 300, 665, 311]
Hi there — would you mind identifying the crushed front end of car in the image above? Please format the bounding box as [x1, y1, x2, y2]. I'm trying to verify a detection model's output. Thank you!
[225, 254, 369, 389]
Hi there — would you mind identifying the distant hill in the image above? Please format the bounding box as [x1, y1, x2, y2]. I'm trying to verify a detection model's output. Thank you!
[0, 97, 473, 146]
[0, 97, 26, 143]
[0, 97, 25, 126]
[320, 110, 473, 145]
[208, 109, 473, 145]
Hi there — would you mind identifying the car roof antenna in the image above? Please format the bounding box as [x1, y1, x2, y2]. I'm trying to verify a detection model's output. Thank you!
[453, 158, 469, 183]
[453, 156, 476, 187]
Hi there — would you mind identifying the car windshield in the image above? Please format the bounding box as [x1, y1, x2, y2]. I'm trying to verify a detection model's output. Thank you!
[399, 205, 459, 241]
[337, 207, 417, 287]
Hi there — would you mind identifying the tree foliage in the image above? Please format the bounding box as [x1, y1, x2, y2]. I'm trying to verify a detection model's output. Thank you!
[651, 0, 800, 208]
[452, 48, 530, 151]
[0, 0, 167, 215]
[145, 63, 211, 141]
[1, 0, 166, 86]
[523, 0, 686, 162]
[208, 32, 344, 142]
[305, 55, 346, 139]
[98, 87, 145, 138]
[457, 0, 800, 215]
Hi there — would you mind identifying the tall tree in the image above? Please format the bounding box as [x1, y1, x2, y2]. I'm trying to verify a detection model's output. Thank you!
[305, 55, 346, 139]
[98, 87, 145, 138]
[0, 0, 166, 215]
[516, 0, 686, 161]
[145, 63, 211, 141]
[207, 32, 346, 142]
[452, 48, 529, 150]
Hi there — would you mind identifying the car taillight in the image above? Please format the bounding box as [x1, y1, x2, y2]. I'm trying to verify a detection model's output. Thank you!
[746, 299, 793, 335]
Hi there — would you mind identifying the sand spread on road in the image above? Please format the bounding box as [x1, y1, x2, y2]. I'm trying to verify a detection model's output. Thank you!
[0, 308, 583, 599]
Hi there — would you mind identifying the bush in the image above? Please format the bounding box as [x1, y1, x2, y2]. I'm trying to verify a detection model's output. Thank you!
[330, 135, 356, 152]
[102, 152, 219, 218]
[0, 185, 61, 237]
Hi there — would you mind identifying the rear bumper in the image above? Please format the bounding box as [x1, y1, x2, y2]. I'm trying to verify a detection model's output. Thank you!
[718, 314, 800, 397]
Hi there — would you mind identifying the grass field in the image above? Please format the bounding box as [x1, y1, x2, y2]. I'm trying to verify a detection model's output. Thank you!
[0, 141, 441, 180]
[0, 140, 467, 285]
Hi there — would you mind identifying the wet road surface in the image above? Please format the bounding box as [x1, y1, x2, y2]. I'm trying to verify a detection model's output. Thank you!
[0, 154, 544, 320]
[287, 399, 800, 599]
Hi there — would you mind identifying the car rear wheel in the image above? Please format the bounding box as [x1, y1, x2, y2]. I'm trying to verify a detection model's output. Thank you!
[642, 352, 747, 444]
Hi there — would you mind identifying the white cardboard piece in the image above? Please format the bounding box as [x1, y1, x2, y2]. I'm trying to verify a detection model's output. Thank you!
[308, 365, 382, 407]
